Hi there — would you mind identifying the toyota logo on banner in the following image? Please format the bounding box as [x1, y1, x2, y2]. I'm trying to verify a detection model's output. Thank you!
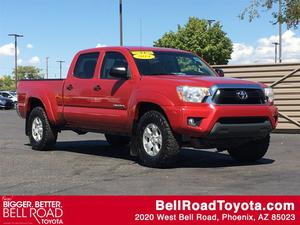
[236, 90, 248, 100]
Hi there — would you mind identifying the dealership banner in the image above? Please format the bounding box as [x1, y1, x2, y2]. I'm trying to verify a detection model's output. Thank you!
[1, 196, 299, 225]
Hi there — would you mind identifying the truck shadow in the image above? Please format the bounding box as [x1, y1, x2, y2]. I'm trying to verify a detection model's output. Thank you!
[52, 140, 275, 168]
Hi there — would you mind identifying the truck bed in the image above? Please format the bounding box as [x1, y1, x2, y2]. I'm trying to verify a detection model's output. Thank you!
[17, 79, 65, 124]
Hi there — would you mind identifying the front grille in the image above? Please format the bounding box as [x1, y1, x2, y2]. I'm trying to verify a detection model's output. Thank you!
[213, 88, 265, 105]
[218, 117, 269, 124]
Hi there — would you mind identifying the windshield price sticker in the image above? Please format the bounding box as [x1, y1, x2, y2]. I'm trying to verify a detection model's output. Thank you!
[131, 51, 155, 59]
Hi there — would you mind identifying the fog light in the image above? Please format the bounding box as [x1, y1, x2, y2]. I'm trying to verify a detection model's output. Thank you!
[187, 117, 202, 127]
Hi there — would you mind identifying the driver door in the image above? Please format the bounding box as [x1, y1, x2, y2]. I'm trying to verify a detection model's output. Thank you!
[94, 51, 135, 133]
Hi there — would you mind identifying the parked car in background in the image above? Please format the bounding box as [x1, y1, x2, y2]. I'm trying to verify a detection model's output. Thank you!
[0, 95, 15, 110]
[0, 91, 18, 108]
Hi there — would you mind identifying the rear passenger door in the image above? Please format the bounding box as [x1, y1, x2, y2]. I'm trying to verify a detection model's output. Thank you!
[63, 52, 103, 128]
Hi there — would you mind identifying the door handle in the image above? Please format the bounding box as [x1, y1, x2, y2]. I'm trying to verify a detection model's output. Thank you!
[93, 85, 101, 91]
[66, 84, 73, 91]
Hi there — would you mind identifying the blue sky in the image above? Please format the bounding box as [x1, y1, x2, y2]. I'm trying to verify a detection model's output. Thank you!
[0, 0, 299, 78]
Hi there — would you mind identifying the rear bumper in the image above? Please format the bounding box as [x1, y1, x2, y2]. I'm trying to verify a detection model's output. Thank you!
[164, 104, 278, 138]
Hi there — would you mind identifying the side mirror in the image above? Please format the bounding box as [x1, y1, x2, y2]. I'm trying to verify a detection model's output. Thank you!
[109, 66, 128, 79]
[215, 68, 224, 77]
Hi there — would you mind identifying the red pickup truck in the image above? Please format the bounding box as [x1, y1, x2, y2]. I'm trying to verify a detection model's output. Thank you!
[17, 47, 278, 167]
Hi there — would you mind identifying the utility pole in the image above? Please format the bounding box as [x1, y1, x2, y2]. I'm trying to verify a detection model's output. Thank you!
[140, 18, 143, 46]
[119, 0, 123, 46]
[278, 0, 282, 63]
[8, 33, 23, 89]
[207, 19, 216, 28]
[46, 57, 49, 79]
[56, 60, 65, 79]
[272, 42, 279, 63]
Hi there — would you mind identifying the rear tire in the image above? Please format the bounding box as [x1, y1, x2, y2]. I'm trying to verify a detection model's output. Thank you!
[28, 107, 57, 150]
[227, 135, 270, 163]
[105, 134, 130, 147]
[136, 110, 180, 168]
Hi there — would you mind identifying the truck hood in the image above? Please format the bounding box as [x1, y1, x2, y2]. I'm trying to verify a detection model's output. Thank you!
[141, 75, 264, 88]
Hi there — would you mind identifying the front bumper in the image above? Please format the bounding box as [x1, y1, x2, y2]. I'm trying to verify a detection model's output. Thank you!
[165, 104, 278, 138]
[208, 121, 272, 138]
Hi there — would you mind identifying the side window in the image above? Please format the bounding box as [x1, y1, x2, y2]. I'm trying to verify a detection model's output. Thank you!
[73, 52, 99, 79]
[100, 52, 131, 79]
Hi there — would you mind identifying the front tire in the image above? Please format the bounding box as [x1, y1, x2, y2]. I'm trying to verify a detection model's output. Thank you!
[228, 135, 270, 163]
[136, 110, 180, 168]
[28, 107, 57, 150]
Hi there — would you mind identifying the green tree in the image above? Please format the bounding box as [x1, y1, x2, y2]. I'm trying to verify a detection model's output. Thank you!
[154, 17, 233, 65]
[0, 75, 15, 91]
[13, 66, 43, 80]
[240, 0, 300, 28]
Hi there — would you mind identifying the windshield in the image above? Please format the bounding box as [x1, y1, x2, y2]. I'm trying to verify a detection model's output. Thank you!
[131, 51, 216, 77]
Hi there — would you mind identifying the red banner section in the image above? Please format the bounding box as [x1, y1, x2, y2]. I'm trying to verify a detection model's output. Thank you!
[1, 196, 299, 225]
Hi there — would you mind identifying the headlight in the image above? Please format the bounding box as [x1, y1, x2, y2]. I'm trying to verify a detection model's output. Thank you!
[0, 99, 6, 104]
[177, 86, 210, 103]
[264, 87, 274, 103]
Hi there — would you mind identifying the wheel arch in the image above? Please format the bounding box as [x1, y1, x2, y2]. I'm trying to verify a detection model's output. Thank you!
[25, 97, 56, 135]
[132, 102, 171, 132]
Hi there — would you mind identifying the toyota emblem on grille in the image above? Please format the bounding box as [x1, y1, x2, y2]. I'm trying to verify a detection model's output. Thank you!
[236, 90, 248, 100]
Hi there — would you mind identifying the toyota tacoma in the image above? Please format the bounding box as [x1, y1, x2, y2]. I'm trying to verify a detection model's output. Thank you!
[17, 47, 278, 167]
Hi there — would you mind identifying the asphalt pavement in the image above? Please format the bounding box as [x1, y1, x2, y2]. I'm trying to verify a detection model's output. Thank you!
[0, 110, 299, 195]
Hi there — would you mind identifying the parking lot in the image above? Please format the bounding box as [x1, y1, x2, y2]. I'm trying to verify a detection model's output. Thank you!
[0, 109, 299, 195]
